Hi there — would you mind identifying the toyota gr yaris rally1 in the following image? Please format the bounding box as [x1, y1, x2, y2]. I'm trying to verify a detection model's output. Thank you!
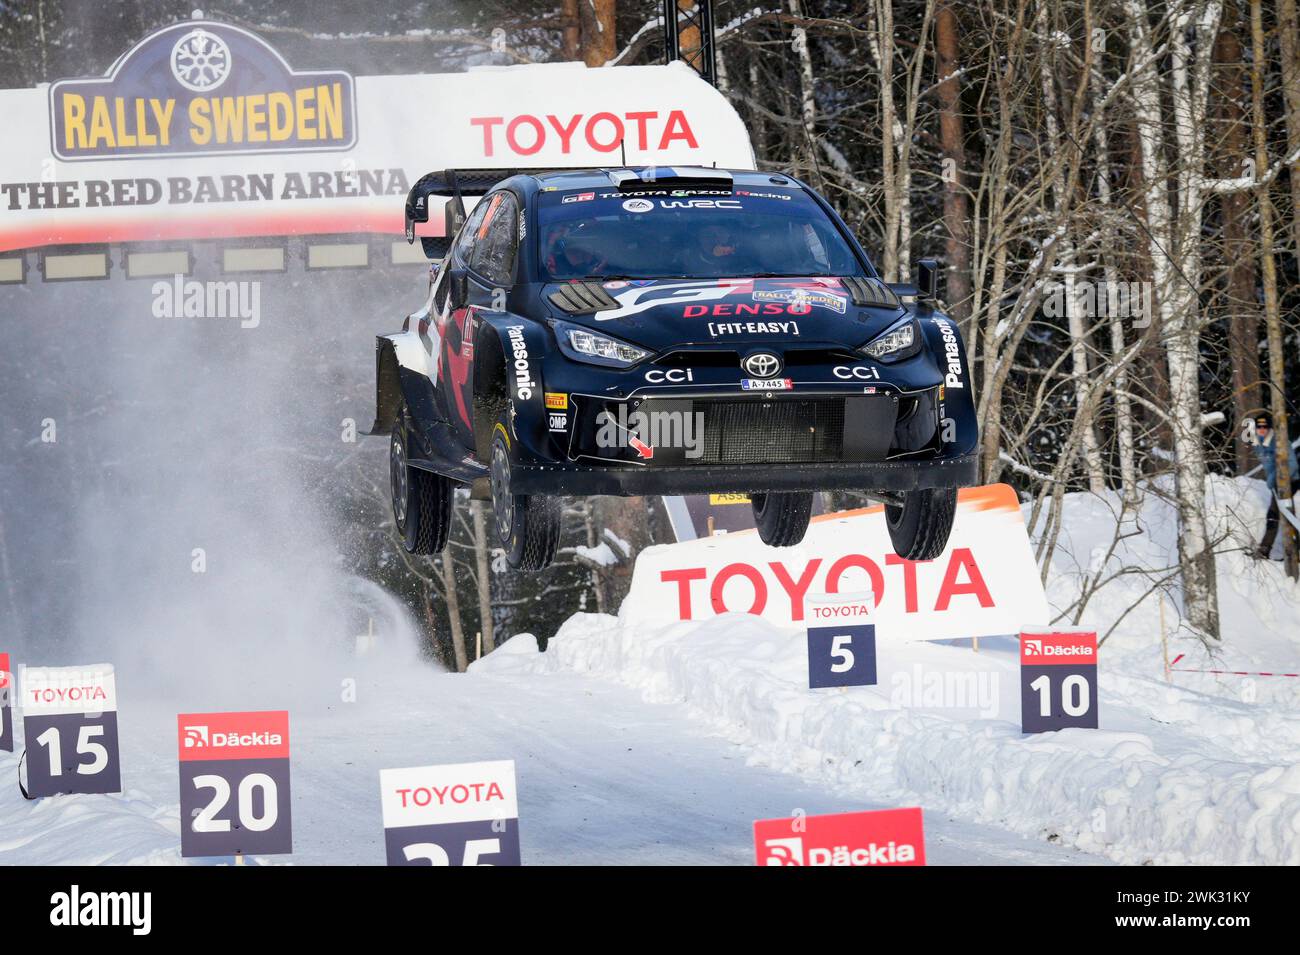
[370, 166, 977, 570]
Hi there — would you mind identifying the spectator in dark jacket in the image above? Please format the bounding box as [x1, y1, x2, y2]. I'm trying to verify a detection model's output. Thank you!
[1250, 411, 1299, 560]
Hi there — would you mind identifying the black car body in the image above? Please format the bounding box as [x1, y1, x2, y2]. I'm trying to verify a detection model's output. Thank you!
[371, 166, 978, 569]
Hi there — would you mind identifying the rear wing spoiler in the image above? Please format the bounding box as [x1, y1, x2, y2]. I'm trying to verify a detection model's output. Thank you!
[404, 168, 555, 259]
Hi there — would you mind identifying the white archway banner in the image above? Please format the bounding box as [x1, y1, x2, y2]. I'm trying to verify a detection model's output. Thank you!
[621, 484, 1051, 643]
[0, 19, 755, 254]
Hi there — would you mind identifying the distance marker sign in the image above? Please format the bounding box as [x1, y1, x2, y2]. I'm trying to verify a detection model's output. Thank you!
[380, 759, 521, 866]
[754, 807, 925, 866]
[806, 591, 876, 689]
[0, 653, 12, 752]
[178, 711, 292, 857]
[1020, 630, 1099, 734]
[21, 663, 122, 797]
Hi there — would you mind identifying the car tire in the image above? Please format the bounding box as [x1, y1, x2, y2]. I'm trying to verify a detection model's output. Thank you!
[391, 408, 452, 555]
[885, 486, 957, 561]
[751, 491, 813, 547]
[490, 422, 560, 571]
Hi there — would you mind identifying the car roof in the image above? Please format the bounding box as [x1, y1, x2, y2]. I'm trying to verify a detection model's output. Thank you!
[517, 167, 802, 192]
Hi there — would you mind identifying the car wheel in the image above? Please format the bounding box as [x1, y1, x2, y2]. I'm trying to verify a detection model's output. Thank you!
[751, 491, 813, 547]
[391, 407, 452, 555]
[885, 486, 957, 561]
[490, 422, 560, 571]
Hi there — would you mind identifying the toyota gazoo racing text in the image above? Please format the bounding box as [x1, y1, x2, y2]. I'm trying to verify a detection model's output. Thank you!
[369, 166, 978, 571]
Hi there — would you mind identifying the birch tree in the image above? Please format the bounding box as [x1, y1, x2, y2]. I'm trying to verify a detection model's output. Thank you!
[1123, 0, 1222, 640]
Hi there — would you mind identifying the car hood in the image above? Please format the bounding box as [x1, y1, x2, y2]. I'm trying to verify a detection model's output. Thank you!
[541, 277, 906, 351]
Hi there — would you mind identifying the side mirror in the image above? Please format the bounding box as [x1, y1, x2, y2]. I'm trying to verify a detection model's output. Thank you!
[916, 258, 939, 302]
[420, 237, 451, 261]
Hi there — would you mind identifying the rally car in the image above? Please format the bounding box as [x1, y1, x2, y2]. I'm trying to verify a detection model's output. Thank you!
[370, 166, 978, 571]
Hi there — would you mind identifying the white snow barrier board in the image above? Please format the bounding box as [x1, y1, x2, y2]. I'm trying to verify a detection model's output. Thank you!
[622, 483, 1050, 642]
[0, 19, 755, 256]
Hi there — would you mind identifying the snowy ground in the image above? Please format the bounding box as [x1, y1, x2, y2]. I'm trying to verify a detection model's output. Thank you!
[2, 475, 1296, 865]
[469, 474, 1300, 866]
[0, 649, 1098, 865]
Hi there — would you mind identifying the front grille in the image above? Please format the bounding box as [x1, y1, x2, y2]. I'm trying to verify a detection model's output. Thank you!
[653, 350, 738, 368]
[697, 397, 845, 464]
[782, 348, 863, 366]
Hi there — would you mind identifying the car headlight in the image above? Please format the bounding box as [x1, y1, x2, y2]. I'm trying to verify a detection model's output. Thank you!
[860, 318, 919, 362]
[556, 322, 651, 367]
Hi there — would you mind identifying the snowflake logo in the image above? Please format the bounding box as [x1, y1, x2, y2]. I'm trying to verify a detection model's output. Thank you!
[170, 28, 232, 93]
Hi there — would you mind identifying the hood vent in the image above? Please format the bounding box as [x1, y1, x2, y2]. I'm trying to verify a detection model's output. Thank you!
[548, 281, 621, 313]
[842, 276, 901, 309]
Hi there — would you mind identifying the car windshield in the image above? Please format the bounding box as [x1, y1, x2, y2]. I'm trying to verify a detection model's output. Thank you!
[536, 183, 867, 281]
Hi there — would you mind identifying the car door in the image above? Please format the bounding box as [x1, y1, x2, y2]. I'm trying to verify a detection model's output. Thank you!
[452, 191, 519, 449]
[435, 198, 493, 439]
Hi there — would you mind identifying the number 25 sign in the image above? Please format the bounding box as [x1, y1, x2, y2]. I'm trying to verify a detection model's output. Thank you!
[380, 760, 521, 866]
[1020, 631, 1098, 734]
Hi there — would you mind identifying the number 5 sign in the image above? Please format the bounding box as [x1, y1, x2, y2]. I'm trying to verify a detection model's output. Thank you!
[806, 591, 876, 689]
[380, 760, 521, 866]
[1020, 631, 1098, 734]
[20, 664, 122, 797]
[177, 711, 292, 857]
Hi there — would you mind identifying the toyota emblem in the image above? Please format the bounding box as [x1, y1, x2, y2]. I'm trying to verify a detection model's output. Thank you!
[742, 352, 782, 378]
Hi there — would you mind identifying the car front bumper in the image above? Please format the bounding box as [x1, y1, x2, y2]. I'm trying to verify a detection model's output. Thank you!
[506, 452, 978, 496]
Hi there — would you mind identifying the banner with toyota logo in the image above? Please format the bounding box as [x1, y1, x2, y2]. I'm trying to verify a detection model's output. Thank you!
[0, 19, 754, 256]
[632, 484, 1050, 642]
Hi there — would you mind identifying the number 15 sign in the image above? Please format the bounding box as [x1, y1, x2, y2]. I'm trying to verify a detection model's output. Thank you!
[21, 663, 122, 797]
[1020, 631, 1098, 734]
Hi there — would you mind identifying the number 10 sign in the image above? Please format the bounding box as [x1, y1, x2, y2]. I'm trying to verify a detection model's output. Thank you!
[1020, 631, 1098, 734]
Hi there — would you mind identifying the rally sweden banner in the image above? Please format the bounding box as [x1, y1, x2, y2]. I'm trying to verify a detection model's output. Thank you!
[0, 19, 755, 254]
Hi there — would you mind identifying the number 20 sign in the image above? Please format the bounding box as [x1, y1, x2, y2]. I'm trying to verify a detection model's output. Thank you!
[1020, 631, 1098, 734]
[177, 711, 292, 858]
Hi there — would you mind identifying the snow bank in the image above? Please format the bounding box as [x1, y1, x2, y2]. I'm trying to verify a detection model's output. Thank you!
[1038, 474, 1300, 707]
[476, 477, 1300, 865]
